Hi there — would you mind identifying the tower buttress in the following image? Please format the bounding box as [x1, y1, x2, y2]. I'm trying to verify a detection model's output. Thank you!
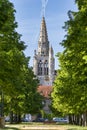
[33, 50, 38, 75]
[49, 45, 55, 84]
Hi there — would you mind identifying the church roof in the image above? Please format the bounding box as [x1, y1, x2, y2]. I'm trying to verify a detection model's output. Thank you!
[37, 85, 52, 98]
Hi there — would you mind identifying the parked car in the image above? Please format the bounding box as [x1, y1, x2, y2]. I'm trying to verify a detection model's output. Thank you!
[44, 118, 49, 122]
[21, 117, 31, 122]
[53, 117, 69, 123]
[33, 118, 44, 122]
[5, 116, 10, 122]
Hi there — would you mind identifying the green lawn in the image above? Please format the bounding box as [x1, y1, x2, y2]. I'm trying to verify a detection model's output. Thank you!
[1, 125, 19, 130]
[65, 125, 87, 130]
[1, 123, 87, 130]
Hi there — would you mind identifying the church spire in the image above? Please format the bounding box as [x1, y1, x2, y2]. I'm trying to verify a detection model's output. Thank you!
[33, 15, 55, 86]
[38, 16, 48, 43]
[38, 17, 49, 56]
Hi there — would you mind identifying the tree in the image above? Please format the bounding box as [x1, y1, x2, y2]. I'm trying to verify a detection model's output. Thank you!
[4, 61, 43, 123]
[0, 0, 28, 122]
[0, 0, 43, 123]
[21, 66, 43, 115]
[51, 0, 87, 126]
[0, 0, 26, 93]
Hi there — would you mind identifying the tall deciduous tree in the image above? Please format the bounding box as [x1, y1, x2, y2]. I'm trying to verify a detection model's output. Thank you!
[22, 67, 43, 115]
[0, 0, 26, 92]
[51, 0, 87, 126]
[0, 0, 43, 122]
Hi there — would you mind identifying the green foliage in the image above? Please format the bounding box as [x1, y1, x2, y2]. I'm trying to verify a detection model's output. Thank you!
[21, 67, 43, 114]
[51, 0, 87, 116]
[0, 0, 43, 118]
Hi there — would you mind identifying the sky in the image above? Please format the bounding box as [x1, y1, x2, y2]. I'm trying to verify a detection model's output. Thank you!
[10, 0, 77, 69]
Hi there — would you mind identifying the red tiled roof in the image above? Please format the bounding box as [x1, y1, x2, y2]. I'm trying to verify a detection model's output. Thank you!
[37, 85, 52, 98]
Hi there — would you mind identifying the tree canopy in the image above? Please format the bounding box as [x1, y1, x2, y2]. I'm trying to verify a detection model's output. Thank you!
[0, 0, 43, 121]
[51, 0, 87, 119]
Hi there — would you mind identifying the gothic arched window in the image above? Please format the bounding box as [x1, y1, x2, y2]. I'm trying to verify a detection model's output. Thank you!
[38, 60, 43, 75]
[44, 60, 48, 75]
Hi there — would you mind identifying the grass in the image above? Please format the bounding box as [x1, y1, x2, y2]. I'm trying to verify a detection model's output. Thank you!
[1, 123, 87, 130]
[65, 125, 87, 130]
[2, 127, 19, 130]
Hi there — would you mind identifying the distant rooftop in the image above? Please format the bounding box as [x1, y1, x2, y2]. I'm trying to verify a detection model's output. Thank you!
[37, 85, 52, 98]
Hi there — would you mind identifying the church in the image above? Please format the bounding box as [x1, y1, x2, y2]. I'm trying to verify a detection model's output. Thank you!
[33, 17, 55, 113]
[33, 16, 55, 86]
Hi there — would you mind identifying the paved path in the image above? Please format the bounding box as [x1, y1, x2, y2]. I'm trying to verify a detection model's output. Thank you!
[6, 124, 69, 130]
[20, 125, 66, 130]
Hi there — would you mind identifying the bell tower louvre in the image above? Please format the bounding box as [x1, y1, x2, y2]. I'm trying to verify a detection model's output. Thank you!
[33, 17, 55, 86]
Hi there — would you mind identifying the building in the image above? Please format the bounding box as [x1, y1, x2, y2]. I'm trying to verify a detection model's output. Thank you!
[33, 17, 55, 113]
[37, 85, 52, 113]
[33, 17, 55, 86]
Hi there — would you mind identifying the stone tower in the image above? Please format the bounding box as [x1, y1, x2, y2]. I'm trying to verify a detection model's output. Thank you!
[33, 17, 55, 86]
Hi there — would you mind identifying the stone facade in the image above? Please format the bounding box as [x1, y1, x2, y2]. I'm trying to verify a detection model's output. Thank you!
[33, 17, 55, 86]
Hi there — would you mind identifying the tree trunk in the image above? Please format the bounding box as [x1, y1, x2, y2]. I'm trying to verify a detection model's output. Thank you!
[10, 111, 13, 124]
[82, 112, 87, 126]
